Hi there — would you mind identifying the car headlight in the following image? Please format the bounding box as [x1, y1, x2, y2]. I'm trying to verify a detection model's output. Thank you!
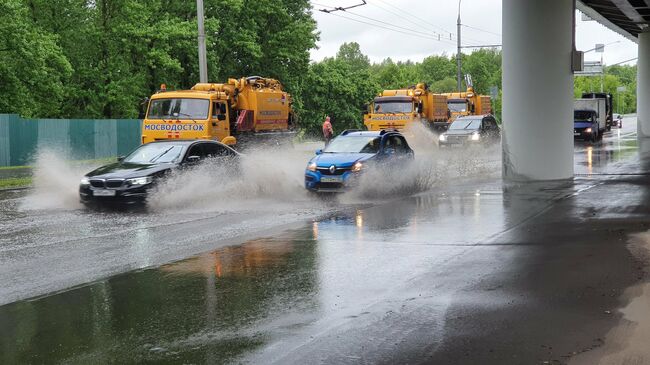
[127, 176, 153, 185]
[307, 162, 317, 172]
[80, 177, 90, 186]
[438, 134, 447, 142]
[585, 127, 592, 133]
[352, 162, 363, 172]
[471, 132, 480, 141]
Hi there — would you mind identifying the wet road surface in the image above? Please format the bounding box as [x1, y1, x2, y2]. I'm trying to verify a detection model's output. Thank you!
[1, 118, 649, 364]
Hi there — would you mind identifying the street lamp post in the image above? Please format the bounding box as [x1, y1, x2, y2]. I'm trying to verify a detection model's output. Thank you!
[197, 0, 208, 83]
[456, 0, 462, 92]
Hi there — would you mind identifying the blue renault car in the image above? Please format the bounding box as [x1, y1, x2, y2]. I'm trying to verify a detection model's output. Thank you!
[304, 130, 414, 193]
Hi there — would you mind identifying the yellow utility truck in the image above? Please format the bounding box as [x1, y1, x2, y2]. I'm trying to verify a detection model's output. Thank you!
[142, 76, 293, 145]
[442, 76, 492, 122]
[363, 83, 449, 131]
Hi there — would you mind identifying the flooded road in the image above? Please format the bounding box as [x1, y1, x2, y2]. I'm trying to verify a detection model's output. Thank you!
[1, 118, 648, 364]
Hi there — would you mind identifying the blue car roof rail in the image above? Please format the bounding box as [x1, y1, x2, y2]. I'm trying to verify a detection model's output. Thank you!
[341, 129, 362, 135]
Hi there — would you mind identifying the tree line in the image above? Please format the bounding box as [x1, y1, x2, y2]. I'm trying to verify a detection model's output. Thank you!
[1, 0, 637, 136]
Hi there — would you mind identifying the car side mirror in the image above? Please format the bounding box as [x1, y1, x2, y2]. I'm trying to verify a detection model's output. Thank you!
[186, 155, 200, 164]
[315, 149, 323, 155]
[117, 155, 125, 162]
[217, 114, 226, 121]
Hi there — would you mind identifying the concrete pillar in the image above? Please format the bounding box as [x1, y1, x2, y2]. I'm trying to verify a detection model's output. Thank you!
[638, 31, 650, 138]
[502, 0, 574, 180]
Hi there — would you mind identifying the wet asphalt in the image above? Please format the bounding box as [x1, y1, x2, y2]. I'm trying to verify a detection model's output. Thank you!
[1, 118, 649, 364]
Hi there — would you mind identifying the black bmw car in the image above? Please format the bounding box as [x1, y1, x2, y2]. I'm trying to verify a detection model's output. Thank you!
[79, 140, 239, 205]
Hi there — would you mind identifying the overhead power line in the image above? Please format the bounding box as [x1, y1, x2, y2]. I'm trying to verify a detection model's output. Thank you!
[608, 57, 637, 66]
[312, 1, 489, 49]
[461, 24, 501, 37]
[325, 11, 455, 44]
[373, 0, 455, 37]
[344, 9, 456, 45]
[317, 0, 367, 13]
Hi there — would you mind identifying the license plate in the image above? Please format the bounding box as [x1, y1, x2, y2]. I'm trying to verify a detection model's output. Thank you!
[93, 189, 116, 196]
[320, 176, 342, 183]
[574, 132, 581, 136]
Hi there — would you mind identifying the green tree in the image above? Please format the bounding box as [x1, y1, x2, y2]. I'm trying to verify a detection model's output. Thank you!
[0, 0, 72, 117]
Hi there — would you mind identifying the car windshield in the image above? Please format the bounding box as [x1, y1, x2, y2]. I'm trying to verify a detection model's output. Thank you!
[123, 143, 186, 164]
[374, 101, 413, 113]
[448, 100, 467, 113]
[147, 98, 210, 120]
[449, 119, 481, 130]
[574, 111, 594, 121]
[324, 136, 381, 154]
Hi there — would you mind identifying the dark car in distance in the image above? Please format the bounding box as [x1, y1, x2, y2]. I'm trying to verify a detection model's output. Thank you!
[79, 140, 239, 205]
[438, 115, 501, 147]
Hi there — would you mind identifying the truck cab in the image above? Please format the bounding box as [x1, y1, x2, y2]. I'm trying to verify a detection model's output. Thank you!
[442, 86, 492, 122]
[142, 89, 235, 145]
[574, 109, 599, 142]
[364, 95, 418, 131]
[363, 84, 448, 132]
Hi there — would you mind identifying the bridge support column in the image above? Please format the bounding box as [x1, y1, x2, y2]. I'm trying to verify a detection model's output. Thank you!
[502, 0, 574, 180]
[638, 31, 650, 138]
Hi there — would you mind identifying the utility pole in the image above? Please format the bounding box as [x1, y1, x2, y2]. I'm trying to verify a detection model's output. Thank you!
[197, 0, 208, 83]
[456, 0, 462, 92]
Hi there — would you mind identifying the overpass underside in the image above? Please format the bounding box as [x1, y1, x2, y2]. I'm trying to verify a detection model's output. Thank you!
[502, 0, 649, 180]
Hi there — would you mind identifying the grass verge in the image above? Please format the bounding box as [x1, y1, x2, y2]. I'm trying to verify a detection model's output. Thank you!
[0, 177, 32, 189]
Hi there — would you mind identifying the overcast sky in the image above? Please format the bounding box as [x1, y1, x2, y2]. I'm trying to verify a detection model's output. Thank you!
[309, 0, 638, 66]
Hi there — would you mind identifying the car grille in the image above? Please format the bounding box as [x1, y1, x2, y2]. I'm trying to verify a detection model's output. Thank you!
[89, 179, 105, 188]
[317, 167, 350, 176]
[317, 182, 344, 189]
[105, 179, 124, 188]
[446, 135, 468, 144]
[89, 179, 124, 188]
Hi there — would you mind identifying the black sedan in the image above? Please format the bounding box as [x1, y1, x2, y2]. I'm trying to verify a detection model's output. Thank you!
[79, 140, 239, 205]
[438, 115, 501, 147]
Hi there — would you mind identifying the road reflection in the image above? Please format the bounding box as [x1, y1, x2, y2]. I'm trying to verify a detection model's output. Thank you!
[0, 232, 318, 364]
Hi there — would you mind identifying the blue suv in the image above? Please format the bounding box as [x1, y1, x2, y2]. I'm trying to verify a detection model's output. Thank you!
[304, 130, 414, 193]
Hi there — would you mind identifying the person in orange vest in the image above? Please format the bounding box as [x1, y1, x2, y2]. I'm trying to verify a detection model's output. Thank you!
[322, 116, 334, 146]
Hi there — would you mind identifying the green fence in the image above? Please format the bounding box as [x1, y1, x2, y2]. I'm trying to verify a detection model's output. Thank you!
[0, 114, 142, 167]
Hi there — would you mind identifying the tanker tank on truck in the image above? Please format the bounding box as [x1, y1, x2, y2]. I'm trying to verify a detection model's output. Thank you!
[363, 83, 448, 132]
[141, 76, 294, 146]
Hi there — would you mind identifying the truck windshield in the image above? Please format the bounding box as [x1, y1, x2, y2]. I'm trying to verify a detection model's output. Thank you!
[449, 119, 481, 130]
[574, 111, 594, 121]
[448, 100, 467, 113]
[148, 98, 210, 120]
[123, 143, 186, 164]
[374, 102, 413, 113]
[324, 136, 381, 154]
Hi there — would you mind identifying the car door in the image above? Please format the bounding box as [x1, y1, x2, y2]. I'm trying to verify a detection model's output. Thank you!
[202, 142, 240, 173]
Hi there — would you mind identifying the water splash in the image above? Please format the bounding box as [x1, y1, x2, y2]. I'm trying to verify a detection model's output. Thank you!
[20, 150, 97, 211]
